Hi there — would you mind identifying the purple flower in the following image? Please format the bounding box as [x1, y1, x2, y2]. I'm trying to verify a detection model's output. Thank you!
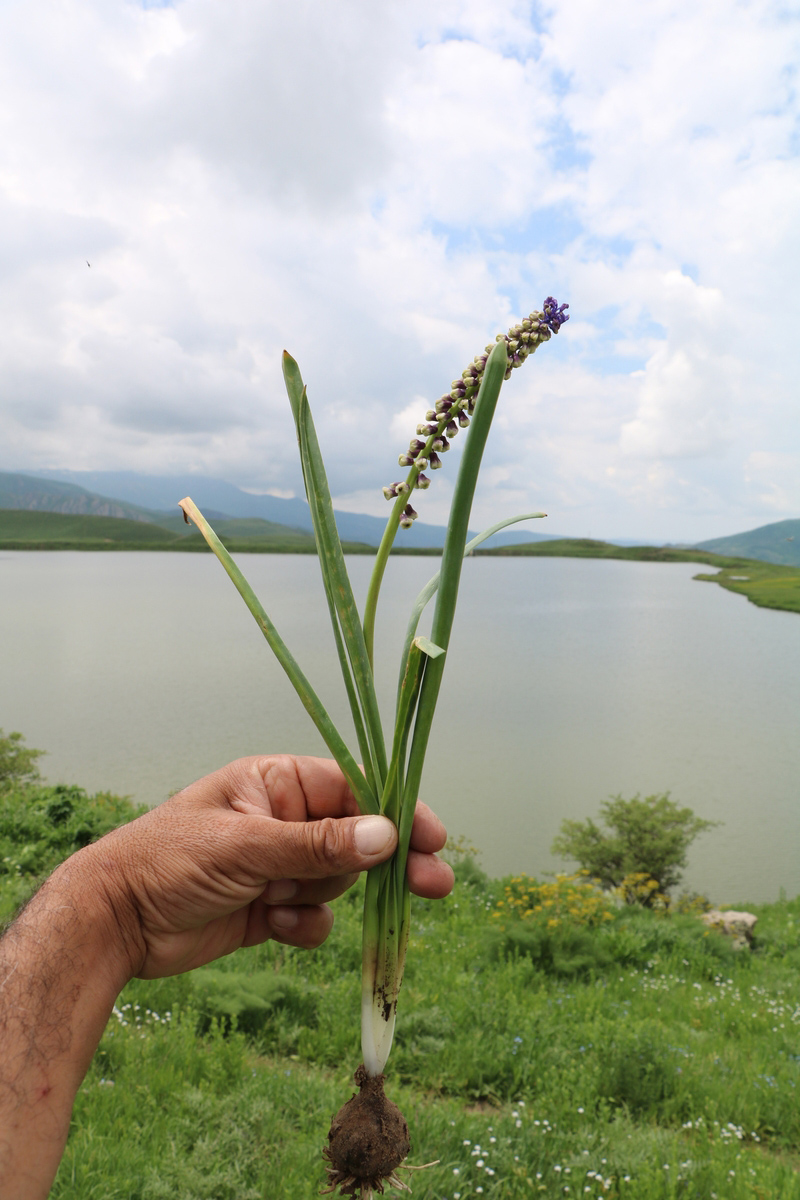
[542, 297, 570, 334]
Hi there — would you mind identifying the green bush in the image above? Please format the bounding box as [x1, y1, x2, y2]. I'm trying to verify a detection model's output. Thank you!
[0, 728, 44, 789]
[551, 792, 719, 901]
[486, 921, 615, 978]
[597, 1022, 688, 1118]
[191, 969, 320, 1041]
[0, 768, 144, 924]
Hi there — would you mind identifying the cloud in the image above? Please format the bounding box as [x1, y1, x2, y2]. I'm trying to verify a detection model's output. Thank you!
[0, 0, 798, 541]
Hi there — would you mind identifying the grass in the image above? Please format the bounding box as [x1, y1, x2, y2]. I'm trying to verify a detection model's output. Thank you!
[3, 778, 800, 1197]
[693, 560, 800, 615]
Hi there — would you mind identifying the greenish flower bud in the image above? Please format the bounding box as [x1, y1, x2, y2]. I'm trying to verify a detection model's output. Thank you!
[416, 473, 431, 489]
[399, 453, 414, 467]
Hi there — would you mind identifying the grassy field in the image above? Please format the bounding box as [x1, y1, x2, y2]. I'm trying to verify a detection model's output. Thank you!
[3, 774, 800, 1199]
[693, 559, 800, 615]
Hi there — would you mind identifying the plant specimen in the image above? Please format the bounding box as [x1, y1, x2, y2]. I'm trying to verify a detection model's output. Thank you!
[179, 296, 569, 1197]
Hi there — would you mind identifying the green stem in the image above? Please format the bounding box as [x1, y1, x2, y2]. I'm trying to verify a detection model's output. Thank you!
[363, 491, 407, 669]
[398, 339, 510, 870]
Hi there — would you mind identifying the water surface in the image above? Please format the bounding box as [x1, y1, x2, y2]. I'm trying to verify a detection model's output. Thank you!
[1, 551, 797, 903]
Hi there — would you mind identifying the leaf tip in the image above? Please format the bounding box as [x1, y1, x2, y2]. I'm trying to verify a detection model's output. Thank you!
[178, 497, 195, 526]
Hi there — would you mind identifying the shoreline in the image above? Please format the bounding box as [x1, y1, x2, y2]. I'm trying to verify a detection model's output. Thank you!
[3, 537, 799, 614]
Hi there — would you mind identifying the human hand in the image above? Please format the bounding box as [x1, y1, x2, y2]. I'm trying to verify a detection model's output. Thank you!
[83, 755, 454, 982]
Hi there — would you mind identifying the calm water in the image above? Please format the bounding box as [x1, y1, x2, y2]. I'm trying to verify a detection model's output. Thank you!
[1, 551, 798, 903]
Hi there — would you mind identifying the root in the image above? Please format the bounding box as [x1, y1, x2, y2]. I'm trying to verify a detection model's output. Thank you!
[323, 1066, 423, 1198]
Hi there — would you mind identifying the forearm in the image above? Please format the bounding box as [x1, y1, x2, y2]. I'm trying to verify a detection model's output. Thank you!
[0, 849, 135, 1199]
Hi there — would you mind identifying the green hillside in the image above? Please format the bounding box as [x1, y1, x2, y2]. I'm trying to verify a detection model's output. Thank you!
[696, 517, 800, 567]
[152, 513, 314, 542]
[0, 509, 370, 554]
[0, 510, 179, 546]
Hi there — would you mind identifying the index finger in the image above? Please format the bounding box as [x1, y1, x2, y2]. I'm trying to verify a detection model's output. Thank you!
[220, 755, 359, 823]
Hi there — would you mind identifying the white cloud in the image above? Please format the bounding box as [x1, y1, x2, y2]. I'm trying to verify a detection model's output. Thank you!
[0, 0, 798, 541]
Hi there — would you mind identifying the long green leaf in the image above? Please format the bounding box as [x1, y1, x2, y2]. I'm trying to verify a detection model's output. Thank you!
[178, 497, 378, 816]
[282, 354, 388, 790]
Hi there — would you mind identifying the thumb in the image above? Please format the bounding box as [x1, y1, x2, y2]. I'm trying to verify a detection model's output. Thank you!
[261, 814, 398, 880]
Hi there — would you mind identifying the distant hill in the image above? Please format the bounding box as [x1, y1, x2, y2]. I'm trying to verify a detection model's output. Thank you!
[0, 471, 162, 524]
[0, 509, 353, 552]
[19, 468, 561, 550]
[0, 509, 180, 546]
[696, 519, 800, 567]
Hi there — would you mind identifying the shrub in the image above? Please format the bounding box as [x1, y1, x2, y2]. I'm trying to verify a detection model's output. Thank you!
[597, 1023, 687, 1118]
[191, 969, 320, 1040]
[551, 792, 718, 902]
[487, 922, 615, 978]
[0, 779, 144, 924]
[492, 872, 615, 928]
[485, 873, 616, 978]
[0, 729, 44, 790]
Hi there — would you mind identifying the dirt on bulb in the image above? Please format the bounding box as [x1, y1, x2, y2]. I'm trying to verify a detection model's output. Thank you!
[323, 1065, 411, 1198]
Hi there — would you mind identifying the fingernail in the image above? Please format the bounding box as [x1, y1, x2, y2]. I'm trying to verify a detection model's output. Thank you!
[265, 879, 298, 903]
[354, 815, 395, 856]
[270, 907, 299, 930]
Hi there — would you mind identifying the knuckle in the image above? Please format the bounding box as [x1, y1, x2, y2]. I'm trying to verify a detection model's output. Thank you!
[307, 817, 350, 872]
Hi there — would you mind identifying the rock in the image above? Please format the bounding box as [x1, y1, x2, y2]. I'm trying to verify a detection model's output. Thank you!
[701, 909, 757, 950]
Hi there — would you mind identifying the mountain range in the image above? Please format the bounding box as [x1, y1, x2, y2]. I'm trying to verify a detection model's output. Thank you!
[0, 469, 561, 550]
[2, 469, 798, 564]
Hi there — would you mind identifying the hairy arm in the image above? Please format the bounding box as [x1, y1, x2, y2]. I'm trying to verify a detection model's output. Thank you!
[0, 852, 134, 1199]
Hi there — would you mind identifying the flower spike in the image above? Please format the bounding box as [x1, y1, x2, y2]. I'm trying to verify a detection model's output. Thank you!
[384, 298, 569, 520]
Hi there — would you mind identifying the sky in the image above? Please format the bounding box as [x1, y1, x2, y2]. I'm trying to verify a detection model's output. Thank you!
[0, 0, 798, 542]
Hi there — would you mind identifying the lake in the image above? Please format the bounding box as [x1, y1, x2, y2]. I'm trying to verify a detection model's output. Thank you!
[1, 550, 797, 903]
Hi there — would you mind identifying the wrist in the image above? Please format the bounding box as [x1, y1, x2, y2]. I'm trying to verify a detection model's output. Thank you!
[51, 835, 147, 992]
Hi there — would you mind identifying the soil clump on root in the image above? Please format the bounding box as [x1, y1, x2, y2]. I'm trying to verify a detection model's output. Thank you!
[323, 1065, 411, 1197]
